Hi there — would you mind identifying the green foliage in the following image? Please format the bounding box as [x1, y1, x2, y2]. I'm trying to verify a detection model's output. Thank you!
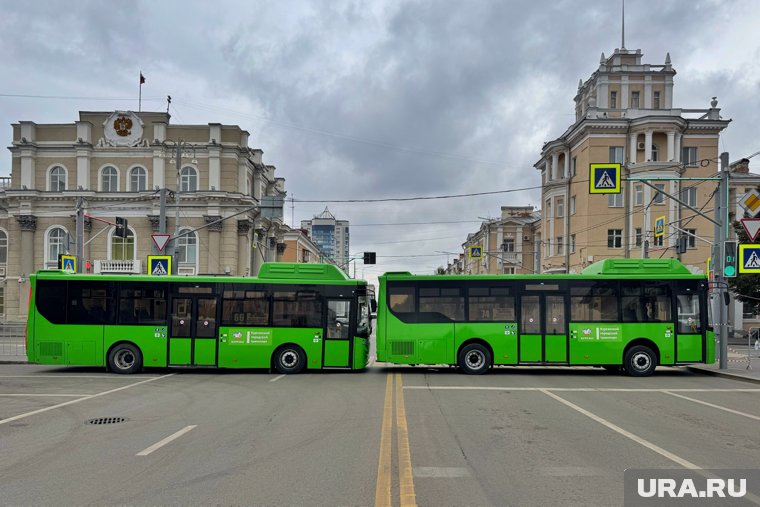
[727, 220, 760, 307]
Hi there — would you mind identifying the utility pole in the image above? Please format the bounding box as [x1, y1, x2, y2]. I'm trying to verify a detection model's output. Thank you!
[75, 197, 85, 273]
[154, 187, 167, 255]
[173, 141, 182, 274]
[715, 152, 730, 369]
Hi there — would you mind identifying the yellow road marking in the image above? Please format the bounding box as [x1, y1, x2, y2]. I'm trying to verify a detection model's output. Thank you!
[375, 374, 393, 507]
[395, 373, 417, 507]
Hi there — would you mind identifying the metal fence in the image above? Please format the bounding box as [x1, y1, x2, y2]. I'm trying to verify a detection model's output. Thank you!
[0, 323, 26, 357]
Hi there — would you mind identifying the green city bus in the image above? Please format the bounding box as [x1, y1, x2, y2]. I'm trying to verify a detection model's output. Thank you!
[376, 258, 714, 376]
[26, 262, 372, 374]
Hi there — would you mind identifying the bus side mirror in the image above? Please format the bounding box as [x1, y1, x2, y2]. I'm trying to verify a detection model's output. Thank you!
[370, 299, 377, 313]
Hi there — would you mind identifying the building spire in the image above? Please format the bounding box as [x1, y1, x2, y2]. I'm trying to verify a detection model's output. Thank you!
[621, 0, 626, 49]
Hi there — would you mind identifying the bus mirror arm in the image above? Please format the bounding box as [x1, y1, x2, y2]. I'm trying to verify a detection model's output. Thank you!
[370, 299, 378, 313]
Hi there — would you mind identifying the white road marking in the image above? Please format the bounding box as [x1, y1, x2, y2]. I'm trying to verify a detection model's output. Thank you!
[0, 393, 90, 397]
[414, 467, 471, 478]
[403, 386, 760, 392]
[269, 374, 286, 383]
[663, 391, 760, 421]
[0, 373, 175, 426]
[136, 425, 197, 456]
[540, 389, 700, 469]
[0, 375, 158, 379]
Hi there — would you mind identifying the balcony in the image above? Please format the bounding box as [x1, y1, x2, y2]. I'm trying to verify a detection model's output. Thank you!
[94, 259, 142, 274]
[502, 253, 519, 263]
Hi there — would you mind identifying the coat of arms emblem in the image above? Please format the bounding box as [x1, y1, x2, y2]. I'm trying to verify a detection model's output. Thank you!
[113, 116, 133, 137]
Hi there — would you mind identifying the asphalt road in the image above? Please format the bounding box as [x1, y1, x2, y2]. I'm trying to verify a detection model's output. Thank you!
[1, 364, 759, 506]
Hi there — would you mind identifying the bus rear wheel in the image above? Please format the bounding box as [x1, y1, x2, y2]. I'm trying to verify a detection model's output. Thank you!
[623, 345, 657, 377]
[274, 345, 306, 374]
[108, 343, 142, 374]
[458, 343, 491, 375]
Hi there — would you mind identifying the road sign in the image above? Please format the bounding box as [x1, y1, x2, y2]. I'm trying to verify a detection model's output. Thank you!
[706, 256, 712, 278]
[740, 218, 760, 242]
[739, 189, 760, 217]
[151, 234, 172, 252]
[469, 246, 482, 258]
[654, 216, 666, 238]
[589, 163, 621, 194]
[59, 254, 76, 272]
[739, 244, 760, 274]
[148, 255, 172, 276]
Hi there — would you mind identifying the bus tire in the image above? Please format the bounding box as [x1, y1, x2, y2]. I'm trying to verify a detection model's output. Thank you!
[107, 343, 142, 374]
[274, 345, 306, 374]
[623, 345, 657, 377]
[458, 343, 491, 375]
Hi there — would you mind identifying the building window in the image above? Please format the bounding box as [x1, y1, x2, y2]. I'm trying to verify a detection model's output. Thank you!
[101, 166, 118, 192]
[685, 229, 697, 249]
[607, 229, 622, 249]
[0, 286, 4, 316]
[651, 144, 659, 162]
[635, 185, 644, 206]
[0, 230, 6, 265]
[610, 91, 617, 109]
[609, 146, 624, 163]
[653, 235, 663, 247]
[570, 234, 576, 253]
[608, 193, 623, 207]
[653, 91, 660, 109]
[545, 200, 551, 219]
[571, 157, 577, 176]
[556, 198, 564, 218]
[180, 167, 198, 192]
[631, 91, 640, 109]
[682, 147, 698, 167]
[635, 228, 643, 247]
[681, 187, 697, 207]
[49, 166, 66, 192]
[504, 267, 516, 275]
[570, 196, 576, 215]
[46, 227, 67, 264]
[176, 229, 198, 264]
[653, 183, 666, 204]
[502, 239, 515, 252]
[556, 236, 563, 256]
[130, 167, 147, 192]
[111, 228, 135, 260]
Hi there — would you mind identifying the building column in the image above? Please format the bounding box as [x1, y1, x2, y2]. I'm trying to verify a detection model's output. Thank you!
[666, 131, 675, 161]
[675, 133, 682, 163]
[551, 153, 559, 181]
[16, 215, 37, 318]
[629, 132, 638, 165]
[208, 146, 221, 191]
[204, 215, 223, 274]
[644, 130, 653, 161]
[563, 150, 570, 178]
[252, 228, 266, 275]
[237, 220, 251, 276]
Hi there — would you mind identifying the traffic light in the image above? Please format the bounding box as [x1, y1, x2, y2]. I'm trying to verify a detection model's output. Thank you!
[115, 217, 128, 238]
[363, 252, 376, 264]
[724, 241, 737, 278]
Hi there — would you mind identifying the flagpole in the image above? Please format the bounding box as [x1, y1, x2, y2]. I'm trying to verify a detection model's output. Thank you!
[139, 71, 143, 112]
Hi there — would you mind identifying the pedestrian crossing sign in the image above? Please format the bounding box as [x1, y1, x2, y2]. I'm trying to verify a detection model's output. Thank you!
[654, 216, 666, 238]
[739, 244, 760, 274]
[469, 246, 482, 258]
[58, 254, 76, 272]
[589, 163, 621, 194]
[148, 255, 172, 276]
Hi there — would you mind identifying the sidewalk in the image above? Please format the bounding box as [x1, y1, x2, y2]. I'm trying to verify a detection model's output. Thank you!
[687, 360, 760, 385]
[0, 354, 27, 364]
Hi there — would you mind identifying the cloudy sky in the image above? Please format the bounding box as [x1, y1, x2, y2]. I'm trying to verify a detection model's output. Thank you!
[2, 0, 759, 284]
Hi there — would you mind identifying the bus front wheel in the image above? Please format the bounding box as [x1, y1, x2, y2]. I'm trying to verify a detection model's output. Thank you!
[107, 343, 142, 374]
[623, 345, 657, 377]
[458, 343, 491, 375]
[274, 345, 306, 374]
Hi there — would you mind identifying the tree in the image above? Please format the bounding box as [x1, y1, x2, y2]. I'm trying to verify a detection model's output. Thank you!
[727, 220, 760, 313]
[435, 266, 446, 275]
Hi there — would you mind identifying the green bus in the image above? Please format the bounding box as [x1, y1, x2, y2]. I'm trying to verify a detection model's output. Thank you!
[26, 263, 372, 374]
[376, 258, 714, 376]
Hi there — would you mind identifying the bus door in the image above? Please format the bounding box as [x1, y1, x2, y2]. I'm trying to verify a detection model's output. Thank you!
[169, 291, 219, 367]
[519, 291, 568, 364]
[323, 299, 352, 367]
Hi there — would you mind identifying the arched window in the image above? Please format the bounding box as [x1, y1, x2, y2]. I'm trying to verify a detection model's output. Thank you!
[176, 229, 197, 264]
[101, 166, 119, 192]
[49, 166, 66, 191]
[130, 167, 147, 191]
[180, 167, 198, 192]
[0, 230, 7, 264]
[110, 228, 135, 260]
[46, 227, 67, 264]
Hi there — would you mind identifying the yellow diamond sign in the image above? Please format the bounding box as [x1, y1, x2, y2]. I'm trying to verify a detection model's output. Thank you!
[739, 189, 760, 218]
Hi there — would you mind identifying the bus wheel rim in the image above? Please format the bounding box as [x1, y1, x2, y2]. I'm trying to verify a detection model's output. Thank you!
[632, 352, 651, 371]
[466, 350, 485, 369]
[115, 350, 134, 370]
[281, 350, 298, 367]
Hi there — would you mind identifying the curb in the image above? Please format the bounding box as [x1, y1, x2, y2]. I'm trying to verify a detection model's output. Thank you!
[686, 366, 760, 385]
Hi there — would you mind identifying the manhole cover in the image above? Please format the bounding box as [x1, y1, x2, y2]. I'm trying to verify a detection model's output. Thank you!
[85, 417, 128, 425]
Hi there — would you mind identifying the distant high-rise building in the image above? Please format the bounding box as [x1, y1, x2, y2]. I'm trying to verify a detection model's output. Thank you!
[301, 207, 350, 270]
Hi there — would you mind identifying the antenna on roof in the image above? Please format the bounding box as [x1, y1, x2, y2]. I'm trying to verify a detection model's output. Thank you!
[621, 0, 626, 49]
